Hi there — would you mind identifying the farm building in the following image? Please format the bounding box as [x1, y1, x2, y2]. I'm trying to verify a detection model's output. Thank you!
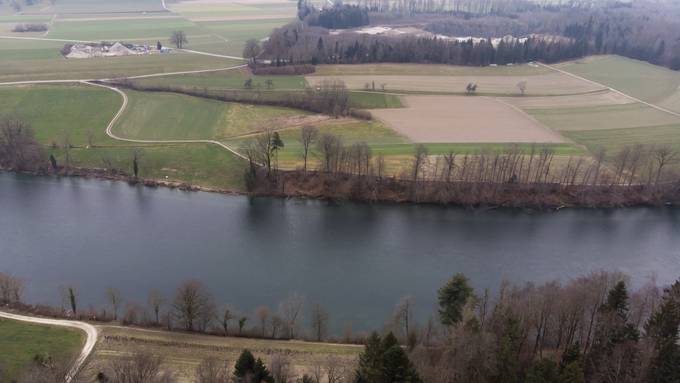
[64, 42, 154, 59]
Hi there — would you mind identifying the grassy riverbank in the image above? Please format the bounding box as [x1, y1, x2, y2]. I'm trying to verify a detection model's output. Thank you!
[0, 318, 84, 381]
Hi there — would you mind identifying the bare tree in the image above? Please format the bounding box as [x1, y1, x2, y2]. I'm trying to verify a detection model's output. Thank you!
[310, 303, 330, 342]
[255, 306, 271, 337]
[243, 39, 262, 64]
[148, 289, 165, 325]
[195, 357, 229, 383]
[106, 352, 174, 383]
[106, 288, 122, 321]
[412, 144, 429, 184]
[651, 145, 677, 184]
[172, 280, 214, 331]
[300, 125, 319, 173]
[270, 314, 284, 338]
[269, 354, 291, 383]
[325, 355, 347, 383]
[393, 295, 415, 339]
[0, 117, 44, 171]
[517, 80, 527, 95]
[279, 293, 305, 339]
[170, 31, 188, 49]
[0, 272, 24, 304]
[222, 306, 234, 336]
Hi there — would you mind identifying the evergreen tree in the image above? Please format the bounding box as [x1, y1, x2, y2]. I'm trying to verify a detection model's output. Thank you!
[586, 281, 639, 382]
[495, 315, 522, 383]
[558, 362, 585, 383]
[645, 281, 680, 383]
[234, 350, 274, 382]
[525, 359, 559, 383]
[438, 273, 474, 326]
[355, 332, 422, 383]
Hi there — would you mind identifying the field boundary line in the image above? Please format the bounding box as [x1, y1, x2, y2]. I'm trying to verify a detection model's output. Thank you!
[538, 62, 680, 119]
[0, 311, 98, 383]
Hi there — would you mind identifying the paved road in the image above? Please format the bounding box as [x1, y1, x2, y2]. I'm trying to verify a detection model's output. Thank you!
[0, 310, 97, 383]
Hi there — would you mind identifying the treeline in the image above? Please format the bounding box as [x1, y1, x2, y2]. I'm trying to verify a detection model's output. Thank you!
[303, 3, 370, 30]
[419, 0, 680, 70]
[115, 79, 367, 119]
[263, 21, 585, 66]
[11, 23, 48, 32]
[9, 270, 680, 383]
[408, 272, 680, 383]
[244, 128, 680, 207]
[353, 0, 611, 16]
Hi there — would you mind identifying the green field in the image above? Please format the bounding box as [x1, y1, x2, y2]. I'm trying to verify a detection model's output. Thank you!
[48, 17, 204, 41]
[195, 18, 295, 57]
[528, 103, 680, 132]
[113, 90, 307, 141]
[0, 318, 84, 382]
[564, 125, 680, 155]
[0, 46, 242, 82]
[558, 55, 680, 105]
[51, 143, 247, 190]
[133, 68, 308, 90]
[0, 84, 121, 146]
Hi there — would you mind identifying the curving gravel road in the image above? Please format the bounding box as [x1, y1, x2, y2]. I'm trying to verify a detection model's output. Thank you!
[0, 310, 97, 383]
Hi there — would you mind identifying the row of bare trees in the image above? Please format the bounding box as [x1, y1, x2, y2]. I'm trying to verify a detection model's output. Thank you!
[49, 280, 332, 343]
[247, 126, 679, 187]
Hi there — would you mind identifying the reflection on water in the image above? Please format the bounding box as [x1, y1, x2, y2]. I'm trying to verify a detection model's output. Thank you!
[2, 173, 680, 332]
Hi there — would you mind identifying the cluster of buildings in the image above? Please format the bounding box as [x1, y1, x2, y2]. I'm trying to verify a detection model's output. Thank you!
[64, 42, 172, 59]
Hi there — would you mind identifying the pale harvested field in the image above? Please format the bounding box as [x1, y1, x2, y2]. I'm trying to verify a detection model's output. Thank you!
[84, 326, 360, 383]
[501, 90, 633, 109]
[372, 96, 567, 143]
[307, 73, 604, 95]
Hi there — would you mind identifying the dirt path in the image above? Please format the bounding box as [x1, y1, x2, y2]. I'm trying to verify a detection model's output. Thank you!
[538, 62, 680, 118]
[83, 80, 249, 160]
[0, 311, 97, 383]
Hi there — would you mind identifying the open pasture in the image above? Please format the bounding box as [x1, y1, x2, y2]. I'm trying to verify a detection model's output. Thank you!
[306, 72, 604, 96]
[371, 95, 566, 143]
[558, 55, 680, 108]
[47, 17, 204, 41]
[0, 318, 84, 382]
[564, 125, 680, 155]
[169, 0, 297, 21]
[112, 90, 310, 141]
[528, 103, 680, 132]
[0, 84, 121, 146]
[34, 0, 167, 14]
[0, 47, 240, 82]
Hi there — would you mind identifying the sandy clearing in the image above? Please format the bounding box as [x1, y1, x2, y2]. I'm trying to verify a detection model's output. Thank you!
[501, 90, 634, 109]
[307, 73, 603, 95]
[372, 95, 567, 143]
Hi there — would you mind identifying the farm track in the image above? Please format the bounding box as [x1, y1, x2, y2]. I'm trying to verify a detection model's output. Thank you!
[0, 310, 97, 383]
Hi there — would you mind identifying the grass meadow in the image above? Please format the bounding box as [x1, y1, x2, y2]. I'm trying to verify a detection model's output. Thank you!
[0, 319, 84, 382]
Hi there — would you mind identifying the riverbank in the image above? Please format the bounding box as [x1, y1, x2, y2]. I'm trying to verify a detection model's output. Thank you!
[4, 166, 680, 210]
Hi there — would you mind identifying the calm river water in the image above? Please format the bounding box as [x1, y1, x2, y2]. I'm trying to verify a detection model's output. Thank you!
[2, 173, 680, 332]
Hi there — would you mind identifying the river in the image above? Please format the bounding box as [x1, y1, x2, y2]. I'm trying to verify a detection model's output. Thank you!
[2, 173, 680, 333]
